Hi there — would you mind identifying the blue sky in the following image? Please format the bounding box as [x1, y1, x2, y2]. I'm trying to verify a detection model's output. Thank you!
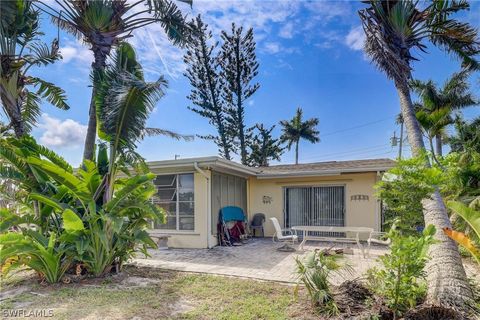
[20, 0, 480, 166]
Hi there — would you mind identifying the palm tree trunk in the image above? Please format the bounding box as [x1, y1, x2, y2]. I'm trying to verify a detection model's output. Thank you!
[82, 48, 108, 161]
[435, 134, 443, 157]
[395, 80, 473, 310]
[295, 140, 299, 165]
[82, 94, 97, 160]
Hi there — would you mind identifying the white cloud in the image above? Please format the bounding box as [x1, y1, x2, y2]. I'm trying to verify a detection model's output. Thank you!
[279, 22, 294, 39]
[64, 0, 353, 79]
[264, 42, 281, 54]
[38, 114, 87, 148]
[345, 26, 365, 51]
[59, 39, 93, 65]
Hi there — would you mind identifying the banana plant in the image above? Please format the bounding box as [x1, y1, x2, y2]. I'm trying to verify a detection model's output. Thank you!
[444, 200, 480, 265]
[24, 155, 164, 276]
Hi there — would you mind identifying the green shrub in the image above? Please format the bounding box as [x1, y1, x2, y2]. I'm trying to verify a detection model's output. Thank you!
[376, 156, 444, 234]
[366, 224, 436, 317]
[0, 229, 71, 284]
[0, 139, 164, 281]
[294, 250, 351, 316]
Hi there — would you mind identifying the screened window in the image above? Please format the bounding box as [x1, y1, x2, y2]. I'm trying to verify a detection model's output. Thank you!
[152, 173, 194, 231]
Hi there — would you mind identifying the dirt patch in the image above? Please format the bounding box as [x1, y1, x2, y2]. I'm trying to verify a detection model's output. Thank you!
[118, 276, 162, 288]
[170, 297, 196, 316]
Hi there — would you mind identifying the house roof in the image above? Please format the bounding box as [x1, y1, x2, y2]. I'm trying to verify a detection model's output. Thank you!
[148, 156, 259, 177]
[147, 157, 395, 179]
[256, 158, 396, 178]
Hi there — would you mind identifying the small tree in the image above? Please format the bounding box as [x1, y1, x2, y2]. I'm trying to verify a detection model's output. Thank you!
[247, 124, 283, 167]
[367, 224, 436, 318]
[280, 108, 319, 164]
[219, 23, 259, 165]
[184, 15, 234, 160]
[376, 156, 444, 234]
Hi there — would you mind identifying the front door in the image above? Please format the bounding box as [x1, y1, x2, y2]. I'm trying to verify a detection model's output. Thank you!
[284, 186, 345, 235]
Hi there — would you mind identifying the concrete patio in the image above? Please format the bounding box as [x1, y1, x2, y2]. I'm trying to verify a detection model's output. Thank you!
[132, 238, 389, 284]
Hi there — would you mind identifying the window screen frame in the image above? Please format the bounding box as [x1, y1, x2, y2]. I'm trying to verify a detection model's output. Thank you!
[152, 172, 195, 231]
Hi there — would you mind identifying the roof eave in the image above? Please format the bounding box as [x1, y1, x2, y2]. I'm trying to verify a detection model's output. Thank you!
[256, 166, 393, 179]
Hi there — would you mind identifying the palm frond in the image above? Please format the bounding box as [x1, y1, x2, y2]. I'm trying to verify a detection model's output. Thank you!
[20, 92, 41, 134]
[24, 39, 61, 67]
[142, 127, 194, 141]
[144, 0, 193, 46]
[96, 42, 167, 155]
[29, 77, 69, 110]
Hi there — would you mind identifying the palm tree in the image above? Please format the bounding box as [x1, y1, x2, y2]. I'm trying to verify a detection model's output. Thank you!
[280, 108, 319, 164]
[411, 71, 477, 157]
[38, 0, 193, 160]
[95, 42, 173, 201]
[0, 0, 69, 137]
[448, 116, 480, 154]
[359, 0, 480, 309]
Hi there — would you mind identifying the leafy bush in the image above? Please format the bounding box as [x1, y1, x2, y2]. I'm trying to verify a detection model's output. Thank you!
[295, 250, 351, 316]
[444, 199, 480, 265]
[366, 224, 436, 317]
[376, 156, 444, 234]
[0, 139, 164, 282]
[0, 43, 170, 282]
[0, 230, 71, 284]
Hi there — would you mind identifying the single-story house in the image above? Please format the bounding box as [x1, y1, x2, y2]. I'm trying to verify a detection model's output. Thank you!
[147, 156, 396, 248]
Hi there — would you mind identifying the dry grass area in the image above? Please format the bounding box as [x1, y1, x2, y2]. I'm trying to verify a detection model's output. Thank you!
[2, 263, 478, 320]
[1, 266, 320, 320]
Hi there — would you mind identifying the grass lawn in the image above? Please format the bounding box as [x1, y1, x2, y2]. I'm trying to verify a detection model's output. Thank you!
[0, 266, 317, 320]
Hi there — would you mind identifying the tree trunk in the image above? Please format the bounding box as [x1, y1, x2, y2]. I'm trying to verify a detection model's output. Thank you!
[0, 92, 25, 138]
[82, 93, 97, 161]
[295, 140, 299, 165]
[82, 48, 108, 161]
[435, 133, 443, 157]
[11, 114, 25, 138]
[395, 80, 474, 310]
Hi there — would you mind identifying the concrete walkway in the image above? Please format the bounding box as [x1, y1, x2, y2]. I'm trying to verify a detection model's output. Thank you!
[132, 238, 388, 284]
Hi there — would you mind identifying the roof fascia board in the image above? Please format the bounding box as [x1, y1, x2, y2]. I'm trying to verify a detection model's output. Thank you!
[257, 167, 392, 179]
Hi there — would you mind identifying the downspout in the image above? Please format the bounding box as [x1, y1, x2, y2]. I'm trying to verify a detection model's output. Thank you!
[375, 171, 381, 231]
[194, 162, 212, 249]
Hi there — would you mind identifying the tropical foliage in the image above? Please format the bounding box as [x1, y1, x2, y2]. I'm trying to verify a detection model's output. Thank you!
[445, 200, 480, 265]
[376, 156, 444, 234]
[295, 250, 351, 316]
[0, 43, 168, 282]
[359, 0, 480, 309]
[280, 107, 319, 164]
[367, 224, 436, 318]
[411, 71, 477, 158]
[448, 116, 480, 154]
[39, 0, 193, 160]
[0, 0, 69, 137]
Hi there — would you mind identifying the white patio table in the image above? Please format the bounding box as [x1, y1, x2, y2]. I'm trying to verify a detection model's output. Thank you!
[291, 226, 374, 257]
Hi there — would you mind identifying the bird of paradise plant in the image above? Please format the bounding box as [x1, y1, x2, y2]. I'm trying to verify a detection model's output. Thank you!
[444, 199, 480, 265]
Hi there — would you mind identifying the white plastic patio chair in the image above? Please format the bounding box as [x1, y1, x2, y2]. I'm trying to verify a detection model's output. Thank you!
[270, 217, 298, 244]
[366, 231, 391, 257]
